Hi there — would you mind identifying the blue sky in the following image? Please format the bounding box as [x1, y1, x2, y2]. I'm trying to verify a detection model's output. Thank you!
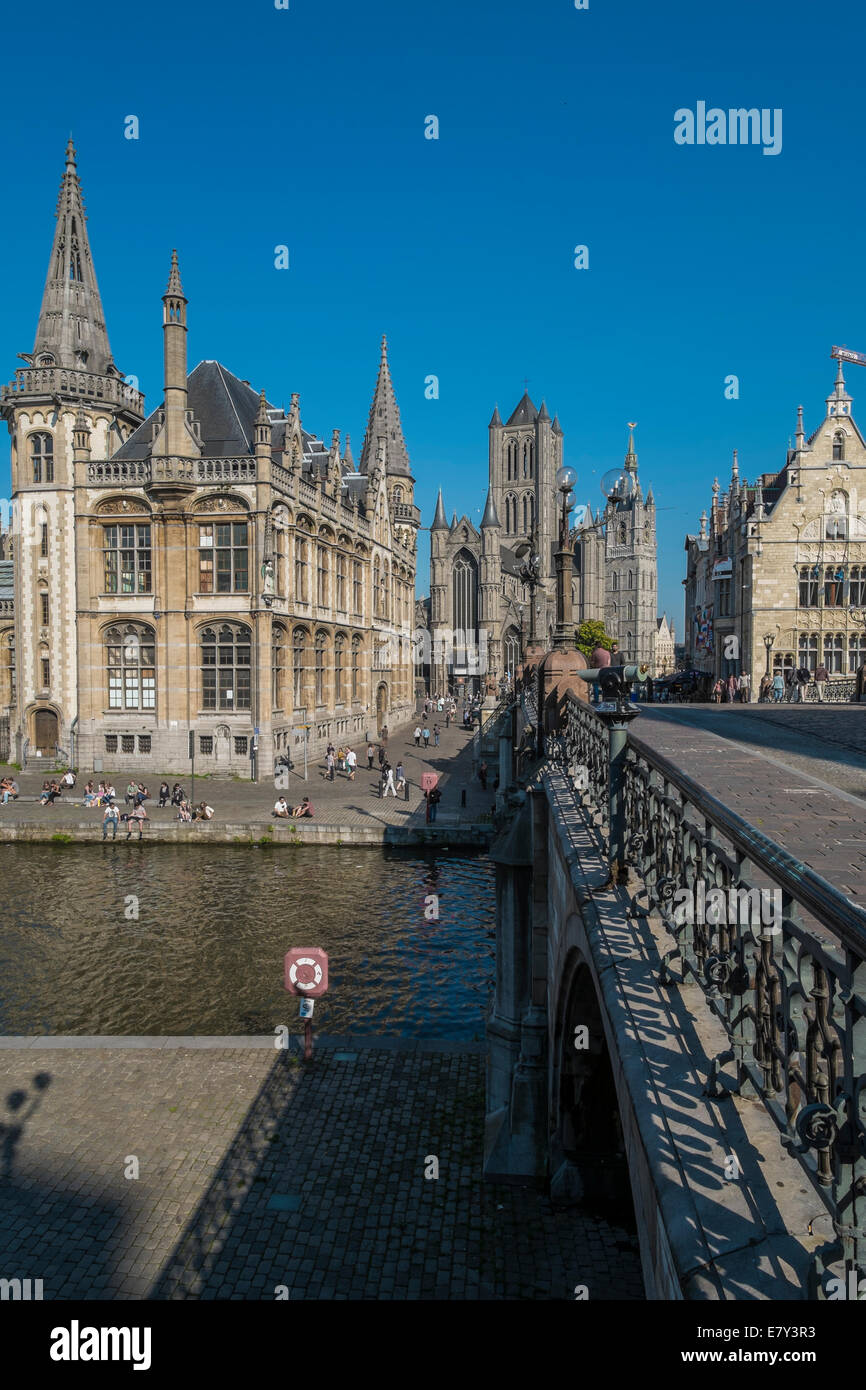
[3, 0, 865, 629]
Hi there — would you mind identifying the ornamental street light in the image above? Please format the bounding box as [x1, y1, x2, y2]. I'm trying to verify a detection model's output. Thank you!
[515, 529, 542, 646]
[552, 465, 578, 650]
[763, 630, 776, 677]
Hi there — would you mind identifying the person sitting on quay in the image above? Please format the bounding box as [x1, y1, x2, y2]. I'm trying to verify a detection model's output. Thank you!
[177, 800, 193, 822]
[126, 801, 148, 841]
[102, 782, 117, 804]
[134, 783, 149, 807]
[125, 780, 137, 809]
[171, 783, 185, 807]
[158, 781, 170, 808]
[1, 776, 19, 804]
[274, 796, 290, 818]
[102, 799, 120, 840]
[81, 780, 96, 806]
[40, 780, 62, 806]
[61, 768, 76, 790]
[292, 796, 314, 818]
[193, 801, 215, 821]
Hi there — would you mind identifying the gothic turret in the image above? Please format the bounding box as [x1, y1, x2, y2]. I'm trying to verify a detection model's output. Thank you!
[360, 335, 412, 478]
[151, 250, 200, 461]
[432, 488, 448, 530]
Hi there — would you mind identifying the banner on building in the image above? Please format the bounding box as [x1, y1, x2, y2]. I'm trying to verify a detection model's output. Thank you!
[694, 604, 714, 654]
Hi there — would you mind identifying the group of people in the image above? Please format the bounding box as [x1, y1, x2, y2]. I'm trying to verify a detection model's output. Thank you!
[412, 724, 440, 748]
[756, 666, 829, 703]
[323, 743, 358, 781]
[711, 673, 752, 703]
[40, 768, 77, 805]
[273, 795, 314, 818]
[0, 775, 19, 803]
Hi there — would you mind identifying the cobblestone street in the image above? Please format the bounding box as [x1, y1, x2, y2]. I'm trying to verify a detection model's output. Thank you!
[0, 1042, 644, 1300]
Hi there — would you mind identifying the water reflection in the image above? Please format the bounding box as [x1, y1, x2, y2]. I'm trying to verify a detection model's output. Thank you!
[0, 846, 495, 1037]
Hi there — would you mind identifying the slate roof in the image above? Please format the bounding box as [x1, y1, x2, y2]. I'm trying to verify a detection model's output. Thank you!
[506, 392, 538, 426]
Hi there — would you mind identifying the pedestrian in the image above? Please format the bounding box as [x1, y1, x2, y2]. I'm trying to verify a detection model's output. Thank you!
[414, 724, 422, 747]
[738, 672, 750, 703]
[158, 781, 170, 808]
[346, 747, 357, 781]
[126, 802, 147, 841]
[445, 710, 451, 728]
[382, 760, 397, 797]
[378, 744, 385, 768]
[645, 677, 654, 703]
[433, 724, 440, 747]
[422, 726, 430, 748]
[367, 744, 375, 770]
[325, 749, 335, 781]
[814, 663, 829, 702]
[125, 780, 137, 809]
[726, 674, 737, 703]
[102, 800, 119, 840]
[479, 759, 488, 791]
[427, 783, 442, 822]
[381, 724, 389, 744]
[395, 760, 406, 792]
[796, 666, 811, 702]
[772, 670, 785, 702]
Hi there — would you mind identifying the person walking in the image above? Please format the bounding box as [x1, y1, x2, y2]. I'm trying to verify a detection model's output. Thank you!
[479, 759, 488, 791]
[738, 672, 751, 703]
[427, 783, 442, 822]
[772, 670, 785, 702]
[413, 724, 422, 747]
[795, 666, 811, 703]
[814, 663, 829, 702]
[445, 710, 451, 729]
[395, 760, 406, 792]
[422, 726, 430, 749]
[382, 760, 397, 797]
[433, 724, 440, 747]
[102, 800, 120, 840]
[367, 743, 375, 771]
[378, 743, 386, 768]
[325, 749, 335, 781]
[346, 748, 357, 781]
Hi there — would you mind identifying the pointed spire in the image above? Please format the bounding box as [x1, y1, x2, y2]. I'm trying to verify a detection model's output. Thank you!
[343, 432, 355, 469]
[481, 488, 500, 529]
[489, 405, 502, 428]
[432, 488, 448, 531]
[538, 400, 550, 422]
[827, 356, 853, 417]
[624, 422, 638, 474]
[796, 404, 805, 451]
[506, 392, 537, 426]
[31, 139, 114, 374]
[552, 414, 562, 436]
[730, 448, 739, 492]
[359, 334, 412, 477]
[450, 511, 458, 531]
[167, 248, 185, 298]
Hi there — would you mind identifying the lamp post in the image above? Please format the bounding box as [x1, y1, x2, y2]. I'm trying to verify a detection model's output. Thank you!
[516, 531, 542, 647]
[552, 465, 577, 650]
[763, 631, 775, 678]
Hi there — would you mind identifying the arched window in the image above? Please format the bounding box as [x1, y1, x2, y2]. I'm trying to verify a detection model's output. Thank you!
[315, 631, 328, 706]
[612, 572, 618, 592]
[850, 565, 866, 607]
[272, 624, 286, 709]
[798, 633, 818, 671]
[292, 629, 306, 706]
[833, 431, 845, 460]
[799, 565, 819, 607]
[627, 601, 634, 621]
[393, 486, 403, 505]
[503, 627, 521, 679]
[317, 545, 329, 606]
[627, 569, 633, 589]
[201, 624, 251, 710]
[351, 634, 362, 700]
[30, 433, 54, 485]
[824, 565, 845, 607]
[106, 623, 156, 710]
[383, 561, 391, 621]
[824, 632, 844, 674]
[452, 550, 478, 640]
[626, 630, 633, 657]
[506, 440, 517, 481]
[373, 557, 381, 616]
[335, 633, 346, 703]
[295, 537, 309, 602]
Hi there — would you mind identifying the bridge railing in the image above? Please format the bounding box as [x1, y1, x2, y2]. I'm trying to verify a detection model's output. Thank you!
[560, 690, 866, 1296]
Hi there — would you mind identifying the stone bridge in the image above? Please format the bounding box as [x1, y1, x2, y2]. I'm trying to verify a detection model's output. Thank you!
[483, 689, 866, 1301]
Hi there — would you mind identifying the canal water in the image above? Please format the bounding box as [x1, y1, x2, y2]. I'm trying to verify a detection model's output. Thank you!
[0, 845, 495, 1037]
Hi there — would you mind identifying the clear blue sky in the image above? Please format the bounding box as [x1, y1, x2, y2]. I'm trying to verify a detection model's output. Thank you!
[3, 0, 865, 632]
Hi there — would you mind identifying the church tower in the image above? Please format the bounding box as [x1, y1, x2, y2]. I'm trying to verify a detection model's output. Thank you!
[0, 140, 144, 759]
[604, 425, 657, 666]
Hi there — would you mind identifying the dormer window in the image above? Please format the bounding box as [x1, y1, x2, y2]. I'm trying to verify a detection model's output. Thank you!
[37, 354, 55, 367]
[833, 431, 845, 461]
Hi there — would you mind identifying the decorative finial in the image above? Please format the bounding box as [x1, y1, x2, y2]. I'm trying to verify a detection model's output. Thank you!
[65, 136, 77, 167]
[166, 248, 184, 296]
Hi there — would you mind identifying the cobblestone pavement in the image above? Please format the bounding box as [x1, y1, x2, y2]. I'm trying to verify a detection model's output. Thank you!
[0, 709, 497, 834]
[635, 705, 866, 906]
[0, 1044, 644, 1300]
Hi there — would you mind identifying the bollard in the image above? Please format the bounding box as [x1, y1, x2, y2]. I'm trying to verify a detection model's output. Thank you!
[461, 787, 466, 807]
[404, 779, 410, 802]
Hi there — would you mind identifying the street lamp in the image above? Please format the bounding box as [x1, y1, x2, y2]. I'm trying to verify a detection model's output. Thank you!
[763, 631, 775, 677]
[516, 529, 542, 646]
[552, 466, 577, 649]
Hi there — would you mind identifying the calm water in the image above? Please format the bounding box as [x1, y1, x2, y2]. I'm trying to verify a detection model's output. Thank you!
[0, 845, 495, 1036]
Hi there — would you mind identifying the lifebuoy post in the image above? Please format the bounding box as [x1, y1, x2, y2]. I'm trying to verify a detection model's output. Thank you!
[284, 947, 329, 1061]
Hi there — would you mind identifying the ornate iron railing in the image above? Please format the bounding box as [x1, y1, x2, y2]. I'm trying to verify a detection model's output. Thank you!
[560, 691, 866, 1295]
[558, 694, 610, 828]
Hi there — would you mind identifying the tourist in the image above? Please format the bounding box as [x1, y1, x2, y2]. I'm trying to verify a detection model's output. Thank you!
[795, 667, 811, 703]
[177, 800, 192, 822]
[126, 801, 148, 840]
[433, 724, 440, 747]
[292, 796, 314, 818]
[171, 783, 185, 807]
[273, 796, 290, 818]
[772, 671, 785, 702]
[426, 783, 442, 822]
[382, 760, 397, 797]
[413, 725, 422, 747]
[378, 743, 386, 768]
[158, 781, 170, 807]
[125, 780, 137, 809]
[102, 800, 120, 840]
[445, 710, 451, 728]
[422, 726, 430, 748]
[757, 673, 771, 703]
[345, 747, 357, 781]
[134, 783, 149, 807]
[40, 780, 62, 806]
[479, 760, 488, 791]
[381, 723, 389, 744]
[1, 776, 18, 804]
[325, 748, 335, 781]
[609, 642, 623, 667]
[814, 663, 829, 703]
[367, 743, 375, 770]
[61, 768, 76, 789]
[103, 782, 117, 804]
[726, 673, 737, 703]
[738, 672, 751, 703]
[194, 801, 214, 821]
[395, 760, 406, 792]
[82, 781, 98, 806]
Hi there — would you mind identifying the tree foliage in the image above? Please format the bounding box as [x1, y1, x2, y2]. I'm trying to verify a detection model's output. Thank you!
[576, 619, 612, 659]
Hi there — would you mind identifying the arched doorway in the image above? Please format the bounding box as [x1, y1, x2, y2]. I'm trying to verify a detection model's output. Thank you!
[34, 708, 59, 757]
[552, 954, 635, 1223]
[376, 682, 388, 734]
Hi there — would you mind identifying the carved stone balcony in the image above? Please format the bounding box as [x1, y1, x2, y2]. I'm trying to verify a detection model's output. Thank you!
[1, 366, 145, 418]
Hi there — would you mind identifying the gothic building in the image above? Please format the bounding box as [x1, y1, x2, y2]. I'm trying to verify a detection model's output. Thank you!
[0, 142, 418, 772]
[428, 399, 659, 692]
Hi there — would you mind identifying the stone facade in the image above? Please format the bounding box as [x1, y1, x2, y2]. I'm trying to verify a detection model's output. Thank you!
[684, 361, 866, 686]
[0, 143, 418, 773]
[653, 614, 675, 676]
[428, 406, 659, 694]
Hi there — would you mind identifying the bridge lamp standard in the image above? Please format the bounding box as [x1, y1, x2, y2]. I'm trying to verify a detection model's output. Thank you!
[552, 465, 578, 651]
[763, 631, 776, 677]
